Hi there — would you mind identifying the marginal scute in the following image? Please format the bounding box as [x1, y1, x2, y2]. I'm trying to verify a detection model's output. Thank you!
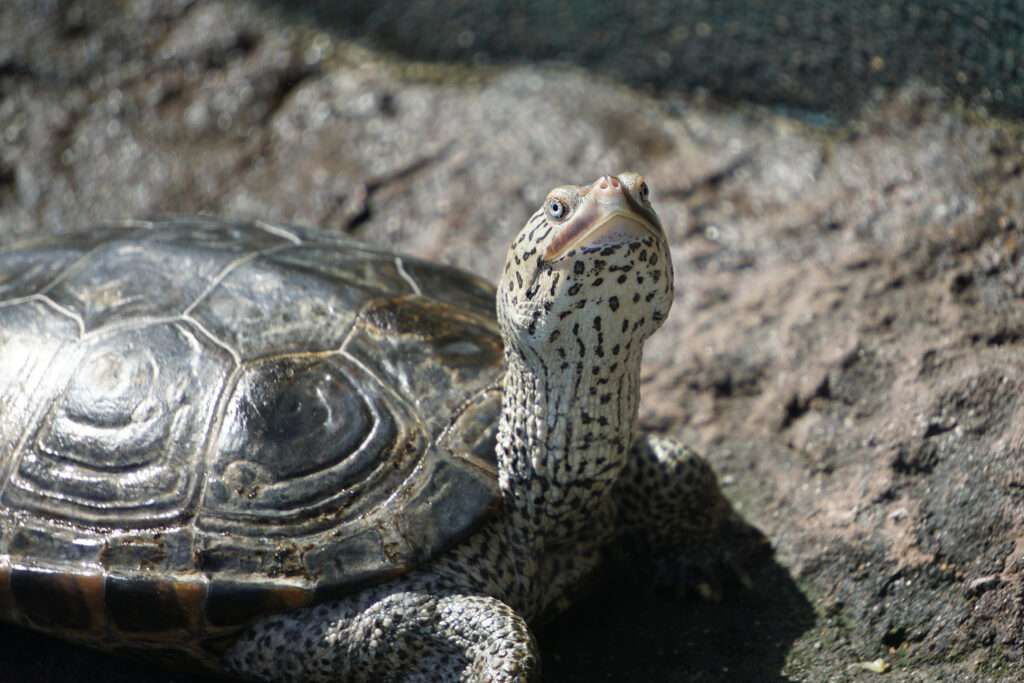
[105, 575, 204, 637]
[11, 566, 105, 633]
[0, 564, 15, 623]
[204, 579, 312, 629]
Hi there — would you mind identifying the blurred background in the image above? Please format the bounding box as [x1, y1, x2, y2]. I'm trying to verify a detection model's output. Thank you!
[2, 1, 1024, 681]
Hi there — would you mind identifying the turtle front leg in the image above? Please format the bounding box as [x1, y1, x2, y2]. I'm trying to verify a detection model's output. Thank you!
[611, 434, 764, 597]
[225, 585, 539, 683]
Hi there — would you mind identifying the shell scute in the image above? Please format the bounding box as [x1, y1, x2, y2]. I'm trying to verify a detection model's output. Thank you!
[199, 353, 416, 538]
[3, 321, 230, 529]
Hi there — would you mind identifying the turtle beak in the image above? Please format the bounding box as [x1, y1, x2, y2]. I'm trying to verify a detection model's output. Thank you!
[543, 175, 663, 263]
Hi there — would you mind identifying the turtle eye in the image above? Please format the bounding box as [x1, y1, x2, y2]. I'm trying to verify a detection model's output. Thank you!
[546, 197, 568, 220]
[639, 181, 650, 202]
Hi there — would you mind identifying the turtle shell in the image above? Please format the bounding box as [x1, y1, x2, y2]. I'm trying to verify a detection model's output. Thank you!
[0, 218, 503, 668]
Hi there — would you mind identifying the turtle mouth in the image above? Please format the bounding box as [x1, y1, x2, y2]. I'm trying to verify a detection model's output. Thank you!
[543, 179, 663, 262]
[544, 211, 661, 262]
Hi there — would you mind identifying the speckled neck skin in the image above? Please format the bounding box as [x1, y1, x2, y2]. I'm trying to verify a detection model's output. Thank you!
[497, 336, 644, 540]
[495, 172, 673, 570]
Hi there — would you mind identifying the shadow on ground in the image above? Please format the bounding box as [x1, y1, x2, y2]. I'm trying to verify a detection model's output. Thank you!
[537, 557, 813, 682]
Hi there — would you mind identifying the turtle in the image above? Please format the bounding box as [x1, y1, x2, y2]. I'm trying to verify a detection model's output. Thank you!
[0, 173, 750, 682]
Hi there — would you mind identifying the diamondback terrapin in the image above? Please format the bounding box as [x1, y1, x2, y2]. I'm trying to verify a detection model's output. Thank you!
[0, 173, 745, 682]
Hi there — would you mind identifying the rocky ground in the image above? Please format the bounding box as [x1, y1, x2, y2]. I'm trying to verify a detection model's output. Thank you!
[2, 1, 1024, 681]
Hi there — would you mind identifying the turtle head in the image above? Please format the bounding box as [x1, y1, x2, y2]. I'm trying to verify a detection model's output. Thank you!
[498, 172, 673, 359]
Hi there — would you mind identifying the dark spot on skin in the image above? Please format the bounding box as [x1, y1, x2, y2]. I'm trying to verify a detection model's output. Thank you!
[574, 261, 584, 274]
[617, 274, 627, 284]
[649, 252, 658, 266]
[600, 393, 612, 404]
[651, 270, 661, 282]
[633, 293, 640, 303]
[592, 277, 603, 286]
[515, 254, 521, 265]
[622, 319, 629, 332]
[608, 296, 619, 311]
[550, 329, 561, 342]
[568, 283, 581, 296]
[549, 272, 561, 296]
[592, 316, 601, 331]
[559, 310, 572, 320]
[525, 284, 539, 300]
[515, 272, 523, 288]
[645, 291, 655, 302]
[593, 259, 606, 273]
[611, 344, 620, 355]
[639, 249, 647, 261]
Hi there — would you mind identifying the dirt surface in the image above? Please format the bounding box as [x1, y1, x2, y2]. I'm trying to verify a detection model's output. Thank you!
[2, 1, 1024, 681]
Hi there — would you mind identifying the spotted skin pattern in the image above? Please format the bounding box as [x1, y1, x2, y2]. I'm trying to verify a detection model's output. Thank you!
[226, 174, 742, 682]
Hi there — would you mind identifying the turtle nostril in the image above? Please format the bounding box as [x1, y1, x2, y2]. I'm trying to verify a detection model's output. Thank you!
[610, 177, 619, 188]
[599, 179, 609, 190]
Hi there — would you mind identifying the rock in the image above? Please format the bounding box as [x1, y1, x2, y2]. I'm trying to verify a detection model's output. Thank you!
[1, 0, 1023, 681]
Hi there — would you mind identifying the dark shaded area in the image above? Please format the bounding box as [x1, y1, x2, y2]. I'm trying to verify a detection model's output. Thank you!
[264, 0, 1024, 118]
[537, 559, 812, 682]
[0, 621, 217, 683]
